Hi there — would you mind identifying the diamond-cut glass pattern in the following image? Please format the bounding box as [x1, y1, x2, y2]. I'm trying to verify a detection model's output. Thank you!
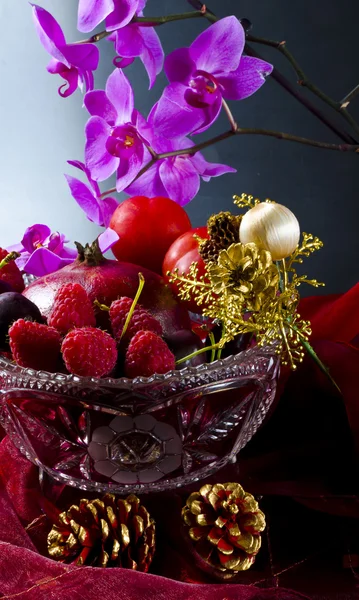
[0, 346, 279, 493]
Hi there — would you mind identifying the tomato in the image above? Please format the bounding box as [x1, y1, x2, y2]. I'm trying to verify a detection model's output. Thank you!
[110, 196, 191, 274]
[163, 227, 209, 313]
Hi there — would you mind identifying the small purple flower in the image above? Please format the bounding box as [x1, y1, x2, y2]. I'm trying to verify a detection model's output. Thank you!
[109, 16, 164, 89]
[125, 135, 236, 206]
[151, 16, 273, 138]
[78, 0, 145, 33]
[84, 69, 149, 191]
[7, 224, 77, 277]
[65, 160, 118, 227]
[32, 4, 99, 97]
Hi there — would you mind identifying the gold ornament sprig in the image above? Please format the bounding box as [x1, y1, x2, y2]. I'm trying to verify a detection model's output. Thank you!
[168, 195, 332, 373]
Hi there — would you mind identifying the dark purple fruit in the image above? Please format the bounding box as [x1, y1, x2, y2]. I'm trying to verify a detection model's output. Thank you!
[0, 292, 43, 348]
[166, 330, 205, 369]
[0, 281, 13, 294]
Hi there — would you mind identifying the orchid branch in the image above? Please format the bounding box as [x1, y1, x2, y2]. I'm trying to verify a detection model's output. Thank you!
[187, 0, 359, 143]
[99, 127, 359, 199]
[77, 10, 209, 44]
[341, 84, 359, 108]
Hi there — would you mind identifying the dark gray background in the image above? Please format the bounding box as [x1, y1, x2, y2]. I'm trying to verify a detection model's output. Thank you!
[1, 0, 358, 294]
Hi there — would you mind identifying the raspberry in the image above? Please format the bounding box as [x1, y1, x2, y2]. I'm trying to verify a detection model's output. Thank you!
[49, 283, 95, 335]
[125, 330, 175, 378]
[9, 319, 61, 372]
[62, 327, 117, 378]
[0, 249, 24, 293]
[110, 297, 162, 342]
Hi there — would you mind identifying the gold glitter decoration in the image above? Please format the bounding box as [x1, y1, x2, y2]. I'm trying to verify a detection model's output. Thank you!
[168, 195, 325, 369]
[208, 243, 279, 311]
[47, 493, 155, 570]
[182, 482, 265, 574]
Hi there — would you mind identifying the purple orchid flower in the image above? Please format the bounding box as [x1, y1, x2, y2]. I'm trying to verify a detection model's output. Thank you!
[65, 160, 118, 227]
[150, 16, 273, 138]
[78, 0, 145, 33]
[32, 4, 99, 97]
[7, 224, 119, 277]
[84, 68, 149, 191]
[125, 135, 236, 206]
[7, 224, 77, 277]
[108, 16, 164, 89]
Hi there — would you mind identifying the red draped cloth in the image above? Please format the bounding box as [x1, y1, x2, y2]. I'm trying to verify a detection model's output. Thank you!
[0, 284, 359, 599]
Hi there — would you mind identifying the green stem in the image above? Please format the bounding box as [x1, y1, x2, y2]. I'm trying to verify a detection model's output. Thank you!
[99, 187, 117, 199]
[289, 324, 341, 394]
[120, 273, 145, 342]
[93, 299, 110, 312]
[341, 83, 359, 108]
[133, 11, 206, 25]
[176, 342, 220, 366]
[208, 331, 216, 362]
[0, 252, 20, 270]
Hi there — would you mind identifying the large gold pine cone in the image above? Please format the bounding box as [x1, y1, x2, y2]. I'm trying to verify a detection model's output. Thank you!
[48, 493, 155, 571]
[182, 483, 265, 573]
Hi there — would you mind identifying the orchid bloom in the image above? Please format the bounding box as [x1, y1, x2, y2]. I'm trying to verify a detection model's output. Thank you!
[7, 224, 77, 276]
[65, 161, 118, 227]
[78, 0, 145, 33]
[32, 4, 99, 97]
[151, 16, 273, 138]
[7, 224, 119, 277]
[84, 69, 149, 191]
[125, 135, 236, 206]
[108, 16, 164, 88]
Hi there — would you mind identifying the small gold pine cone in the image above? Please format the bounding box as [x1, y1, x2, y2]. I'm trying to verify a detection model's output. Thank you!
[182, 483, 265, 574]
[48, 493, 155, 570]
[207, 212, 242, 250]
[198, 238, 220, 263]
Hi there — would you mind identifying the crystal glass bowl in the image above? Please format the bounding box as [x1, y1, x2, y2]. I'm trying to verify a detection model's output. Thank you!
[0, 346, 279, 494]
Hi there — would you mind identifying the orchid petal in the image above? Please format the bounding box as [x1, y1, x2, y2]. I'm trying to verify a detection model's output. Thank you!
[65, 174, 103, 225]
[84, 90, 117, 125]
[62, 43, 99, 71]
[78, 0, 114, 33]
[114, 23, 145, 56]
[217, 56, 273, 100]
[125, 162, 166, 197]
[85, 117, 119, 181]
[165, 47, 195, 84]
[192, 93, 222, 135]
[138, 26, 164, 88]
[113, 56, 135, 69]
[67, 160, 101, 197]
[23, 248, 75, 277]
[159, 157, 200, 206]
[190, 153, 236, 182]
[105, 0, 139, 31]
[115, 144, 144, 191]
[106, 69, 134, 124]
[101, 197, 119, 227]
[98, 228, 120, 253]
[31, 4, 68, 65]
[21, 224, 51, 253]
[150, 83, 207, 139]
[190, 16, 244, 75]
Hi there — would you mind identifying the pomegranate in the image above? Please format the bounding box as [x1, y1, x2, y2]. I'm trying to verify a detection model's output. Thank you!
[23, 241, 190, 339]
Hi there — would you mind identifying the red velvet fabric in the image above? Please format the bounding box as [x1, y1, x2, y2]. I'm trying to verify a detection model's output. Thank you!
[0, 284, 359, 598]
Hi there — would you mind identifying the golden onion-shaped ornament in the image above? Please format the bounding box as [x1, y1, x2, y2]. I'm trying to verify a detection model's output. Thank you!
[239, 202, 300, 260]
[182, 483, 265, 579]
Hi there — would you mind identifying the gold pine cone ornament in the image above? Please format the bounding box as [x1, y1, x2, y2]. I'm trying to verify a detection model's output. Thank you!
[182, 483, 265, 576]
[48, 493, 155, 570]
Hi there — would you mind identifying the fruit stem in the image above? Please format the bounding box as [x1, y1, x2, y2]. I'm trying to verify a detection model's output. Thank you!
[176, 342, 220, 366]
[120, 273, 145, 342]
[0, 251, 20, 270]
[94, 299, 110, 312]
